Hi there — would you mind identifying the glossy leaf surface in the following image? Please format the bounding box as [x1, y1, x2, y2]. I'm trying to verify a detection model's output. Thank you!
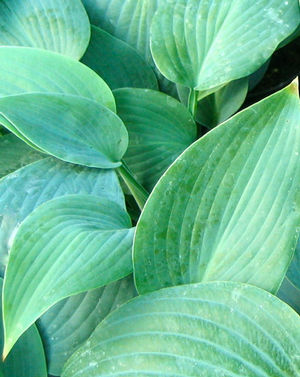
[3, 195, 134, 357]
[134, 82, 300, 294]
[0, 0, 90, 59]
[62, 281, 300, 377]
[0, 46, 115, 111]
[0, 278, 47, 377]
[0, 93, 128, 168]
[39, 275, 137, 376]
[81, 26, 158, 90]
[0, 157, 124, 275]
[151, 0, 300, 89]
[114, 88, 197, 190]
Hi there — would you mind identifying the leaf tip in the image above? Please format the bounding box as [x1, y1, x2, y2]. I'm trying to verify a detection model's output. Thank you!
[288, 77, 299, 96]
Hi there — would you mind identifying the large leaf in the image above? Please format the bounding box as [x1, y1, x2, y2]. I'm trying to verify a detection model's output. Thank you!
[150, 0, 300, 90]
[196, 78, 249, 129]
[0, 0, 90, 59]
[0, 157, 124, 275]
[277, 238, 300, 314]
[81, 26, 158, 90]
[62, 281, 300, 377]
[0, 278, 47, 377]
[0, 93, 128, 168]
[134, 81, 300, 294]
[3, 194, 134, 357]
[114, 88, 197, 191]
[38, 275, 137, 376]
[0, 46, 115, 111]
[0, 133, 44, 179]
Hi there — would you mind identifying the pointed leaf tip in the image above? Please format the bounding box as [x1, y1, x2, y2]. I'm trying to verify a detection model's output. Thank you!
[289, 77, 299, 95]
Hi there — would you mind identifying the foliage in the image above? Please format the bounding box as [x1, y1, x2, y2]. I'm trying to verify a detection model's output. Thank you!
[0, 0, 299, 376]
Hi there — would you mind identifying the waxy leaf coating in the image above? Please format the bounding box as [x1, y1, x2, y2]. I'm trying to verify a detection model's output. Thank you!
[3, 195, 134, 357]
[134, 81, 300, 294]
[62, 282, 300, 377]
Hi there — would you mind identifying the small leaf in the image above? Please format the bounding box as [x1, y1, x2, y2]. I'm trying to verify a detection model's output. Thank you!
[0, 0, 90, 59]
[38, 275, 137, 376]
[3, 194, 134, 357]
[150, 0, 300, 89]
[196, 78, 249, 128]
[0, 157, 125, 275]
[81, 26, 158, 90]
[62, 281, 300, 377]
[0, 46, 115, 111]
[134, 82, 300, 294]
[114, 88, 197, 190]
[0, 134, 44, 179]
[0, 93, 128, 168]
[0, 278, 47, 377]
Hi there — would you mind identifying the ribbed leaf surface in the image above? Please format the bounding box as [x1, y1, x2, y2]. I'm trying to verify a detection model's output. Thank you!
[0, 93, 128, 168]
[114, 88, 197, 190]
[62, 282, 300, 377]
[0, 46, 115, 111]
[38, 275, 137, 376]
[0, 157, 124, 275]
[3, 195, 134, 357]
[134, 82, 300, 294]
[151, 0, 300, 89]
[81, 26, 158, 90]
[0, 0, 90, 59]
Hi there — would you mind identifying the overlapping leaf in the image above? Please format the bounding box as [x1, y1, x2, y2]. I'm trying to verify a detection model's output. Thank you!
[38, 275, 137, 376]
[62, 281, 300, 377]
[150, 0, 300, 90]
[3, 194, 134, 357]
[0, 46, 115, 111]
[0, 93, 128, 168]
[0, 279, 47, 377]
[0, 0, 90, 59]
[114, 88, 197, 190]
[0, 134, 43, 179]
[0, 157, 124, 275]
[81, 26, 158, 90]
[134, 81, 300, 294]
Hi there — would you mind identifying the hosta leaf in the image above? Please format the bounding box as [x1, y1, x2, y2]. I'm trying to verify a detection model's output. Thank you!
[0, 157, 124, 275]
[0, 0, 90, 59]
[0, 278, 47, 377]
[0, 133, 44, 179]
[62, 281, 300, 377]
[0, 93, 128, 168]
[3, 194, 134, 357]
[277, 238, 300, 314]
[0, 46, 115, 111]
[196, 78, 249, 129]
[134, 81, 300, 294]
[81, 26, 158, 90]
[114, 88, 197, 191]
[38, 275, 137, 376]
[150, 0, 300, 90]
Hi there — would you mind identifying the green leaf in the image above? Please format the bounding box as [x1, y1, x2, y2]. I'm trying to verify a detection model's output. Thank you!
[0, 93, 128, 168]
[0, 157, 124, 275]
[62, 281, 300, 377]
[150, 0, 300, 90]
[196, 78, 249, 128]
[0, 133, 44, 179]
[3, 194, 134, 357]
[38, 275, 137, 376]
[134, 82, 300, 294]
[277, 238, 300, 314]
[0, 278, 47, 377]
[0, 46, 115, 111]
[81, 26, 158, 91]
[114, 88, 197, 191]
[0, 0, 90, 59]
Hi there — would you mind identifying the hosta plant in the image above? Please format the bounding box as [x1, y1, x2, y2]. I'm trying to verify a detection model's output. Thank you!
[0, 0, 299, 376]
